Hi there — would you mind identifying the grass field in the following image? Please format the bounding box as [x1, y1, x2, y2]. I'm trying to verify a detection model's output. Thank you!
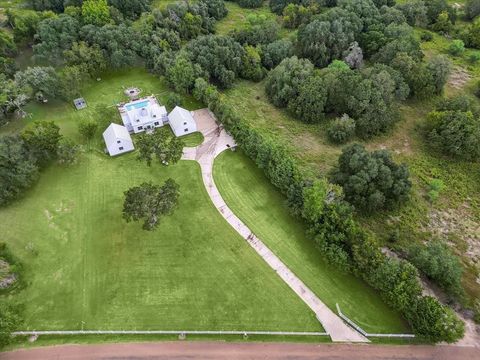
[213, 150, 410, 334]
[0, 68, 328, 333]
[1, 68, 202, 139]
[0, 152, 323, 331]
[182, 131, 204, 147]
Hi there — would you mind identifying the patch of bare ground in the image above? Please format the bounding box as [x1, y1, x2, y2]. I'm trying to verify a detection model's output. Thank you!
[426, 204, 480, 265]
[0, 259, 17, 289]
[448, 66, 472, 90]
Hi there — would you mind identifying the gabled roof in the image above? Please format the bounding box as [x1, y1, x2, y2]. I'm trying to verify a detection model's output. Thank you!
[103, 123, 132, 145]
[120, 97, 167, 127]
[169, 106, 192, 122]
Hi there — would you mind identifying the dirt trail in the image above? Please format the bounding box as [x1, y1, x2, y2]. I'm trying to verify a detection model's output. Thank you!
[1, 342, 478, 360]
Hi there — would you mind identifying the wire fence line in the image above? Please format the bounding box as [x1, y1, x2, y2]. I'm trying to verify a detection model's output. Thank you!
[12, 330, 329, 337]
[335, 304, 415, 339]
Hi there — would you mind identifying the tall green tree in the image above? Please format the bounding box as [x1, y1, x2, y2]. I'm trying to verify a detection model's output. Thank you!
[21, 120, 62, 166]
[136, 130, 184, 166]
[265, 56, 314, 107]
[82, 0, 111, 26]
[14, 66, 59, 102]
[0, 136, 38, 206]
[122, 179, 180, 230]
[331, 144, 411, 212]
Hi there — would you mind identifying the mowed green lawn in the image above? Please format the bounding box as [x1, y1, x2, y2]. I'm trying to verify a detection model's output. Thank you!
[1, 68, 202, 141]
[213, 150, 410, 334]
[0, 68, 322, 332]
[0, 153, 322, 331]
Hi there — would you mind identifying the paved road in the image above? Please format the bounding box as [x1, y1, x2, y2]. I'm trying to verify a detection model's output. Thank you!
[2, 342, 478, 360]
[183, 110, 367, 342]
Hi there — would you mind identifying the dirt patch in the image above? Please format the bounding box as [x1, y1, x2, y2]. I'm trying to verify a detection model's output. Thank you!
[44, 209, 53, 220]
[448, 66, 472, 90]
[0, 259, 17, 289]
[426, 206, 480, 264]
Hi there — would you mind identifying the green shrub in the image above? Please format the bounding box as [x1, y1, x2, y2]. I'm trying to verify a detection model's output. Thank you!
[427, 178, 445, 202]
[407, 296, 464, 343]
[468, 52, 480, 63]
[0, 300, 22, 349]
[78, 118, 98, 140]
[166, 93, 182, 110]
[408, 241, 463, 298]
[448, 40, 465, 56]
[426, 109, 480, 161]
[474, 299, 480, 324]
[474, 80, 480, 98]
[327, 114, 356, 144]
[421, 31, 433, 41]
[57, 138, 79, 165]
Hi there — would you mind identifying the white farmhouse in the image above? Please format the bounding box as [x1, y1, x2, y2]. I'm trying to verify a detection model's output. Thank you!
[118, 96, 168, 134]
[168, 106, 197, 137]
[103, 123, 134, 156]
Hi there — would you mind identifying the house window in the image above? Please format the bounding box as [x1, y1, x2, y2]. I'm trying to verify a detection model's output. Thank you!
[117, 140, 121, 144]
[184, 128, 188, 132]
[154, 122, 159, 126]
[138, 126, 143, 130]
[119, 147, 124, 151]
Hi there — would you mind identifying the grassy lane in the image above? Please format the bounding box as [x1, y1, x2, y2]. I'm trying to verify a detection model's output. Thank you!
[213, 150, 410, 334]
[0, 153, 322, 331]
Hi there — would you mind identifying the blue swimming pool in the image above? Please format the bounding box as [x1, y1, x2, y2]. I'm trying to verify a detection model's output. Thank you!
[126, 100, 149, 111]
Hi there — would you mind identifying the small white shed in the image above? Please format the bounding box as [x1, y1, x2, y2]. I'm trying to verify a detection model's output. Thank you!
[103, 123, 134, 156]
[168, 106, 197, 137]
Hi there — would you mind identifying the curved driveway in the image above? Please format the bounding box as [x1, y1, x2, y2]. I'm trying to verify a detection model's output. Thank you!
[183, 109, 367, 343]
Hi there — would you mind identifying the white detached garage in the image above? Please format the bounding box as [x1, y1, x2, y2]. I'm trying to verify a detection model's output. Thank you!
[103, 123, 134, 156]
[168, 106, 197, 137]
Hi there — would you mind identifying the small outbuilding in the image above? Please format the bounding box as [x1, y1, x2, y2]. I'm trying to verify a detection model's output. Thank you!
[73, 98, 87, 110]
[103, 123, 134, 157]
[168, 106, 197, 137]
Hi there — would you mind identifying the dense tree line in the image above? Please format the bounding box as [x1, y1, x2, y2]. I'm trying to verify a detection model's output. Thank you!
[262, 0, 451, 139]
[192, 76, 464, 343]
[265, 57, 410, 138]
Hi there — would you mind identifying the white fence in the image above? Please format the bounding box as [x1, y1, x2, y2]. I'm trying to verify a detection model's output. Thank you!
[335, 304, 415, 338]
[13, 330, 329, 337]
